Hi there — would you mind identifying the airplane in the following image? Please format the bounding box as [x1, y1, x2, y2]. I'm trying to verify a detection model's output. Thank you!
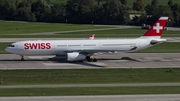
[5, 17, 168, 62]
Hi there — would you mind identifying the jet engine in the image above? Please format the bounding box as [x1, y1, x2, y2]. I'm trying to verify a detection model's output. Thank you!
[67, 52, 86, 61]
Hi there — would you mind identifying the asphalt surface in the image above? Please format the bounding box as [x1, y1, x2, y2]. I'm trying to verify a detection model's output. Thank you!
[0, 53, 180, 69]
[0, 94, 180, 101]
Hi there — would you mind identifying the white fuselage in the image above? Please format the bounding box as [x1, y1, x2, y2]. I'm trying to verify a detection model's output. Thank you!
[4, 17, 168, 62]
[5, 38, 153, 56]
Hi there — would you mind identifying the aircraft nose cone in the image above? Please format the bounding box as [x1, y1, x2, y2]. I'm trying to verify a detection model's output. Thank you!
[5, 47, 11, 53]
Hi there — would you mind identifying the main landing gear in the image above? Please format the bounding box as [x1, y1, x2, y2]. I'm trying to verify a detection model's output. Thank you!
[20, 55, 24, 61]
[86, 56, 97, 62]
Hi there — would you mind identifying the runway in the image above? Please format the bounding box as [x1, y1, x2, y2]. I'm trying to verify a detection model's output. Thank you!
[0, 53, 180, 69]
[0, 94, 180, 101]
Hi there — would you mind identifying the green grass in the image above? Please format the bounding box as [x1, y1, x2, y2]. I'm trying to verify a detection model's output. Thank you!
[56, 28, 180, 37]
[0, 42, 9, 54]
[0, 21, 110, 34]
[0, 20, 180, 38]
[0, 27, 180, 38]
[0, 34, 97, 38]
[1, 42, 180, 54]
[0, 69, 180, 85]
[0, 86, 180, 96]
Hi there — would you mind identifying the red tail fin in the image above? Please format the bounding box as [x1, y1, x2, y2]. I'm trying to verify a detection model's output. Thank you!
[141, 17, 168, 39]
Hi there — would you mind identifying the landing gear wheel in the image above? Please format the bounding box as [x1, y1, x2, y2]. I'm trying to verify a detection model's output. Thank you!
[86, 56, 97, 62]
[86, 56, 90, 60]
[20, 55, 24, 61]
[86, 56, 91, 62]
[93, 58, 97, 62]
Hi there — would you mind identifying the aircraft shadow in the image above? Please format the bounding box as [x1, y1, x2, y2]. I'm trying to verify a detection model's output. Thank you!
[70, 62, 106, 68]
[97, 57, 141, 62]
[0, 57, 139, 67]
[0, 58, 106, 68]
[49, 58, 106, 67]
[0, 59, 60, 62]
[0, 57, 140, 62]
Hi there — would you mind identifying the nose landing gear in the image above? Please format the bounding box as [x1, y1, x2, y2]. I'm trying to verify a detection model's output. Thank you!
[20, 55, 24, 61]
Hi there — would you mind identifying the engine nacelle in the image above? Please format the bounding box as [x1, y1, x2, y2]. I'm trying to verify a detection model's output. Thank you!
[67, 52, 86, 61]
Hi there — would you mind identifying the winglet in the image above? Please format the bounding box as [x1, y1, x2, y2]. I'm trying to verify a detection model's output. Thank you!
[140, 17, 168, 39]
[89, 34, 95, 40]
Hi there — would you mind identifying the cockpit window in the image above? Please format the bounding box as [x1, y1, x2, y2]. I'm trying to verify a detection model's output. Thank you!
[8, 45, 15, 47]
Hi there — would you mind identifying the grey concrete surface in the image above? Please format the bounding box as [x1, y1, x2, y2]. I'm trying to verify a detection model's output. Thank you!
[165, 27, 180, 31]
[95, 25, 180, 31]
[0, 94, 180, 101]
[166, 38, 180, 42]
[0, 83, 180, 88]
[0, 53, 180, 70]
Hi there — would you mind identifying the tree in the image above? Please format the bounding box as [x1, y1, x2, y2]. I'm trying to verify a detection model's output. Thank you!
[144, 0, 174, 26]
[146, 5, 173, 26]
[66, 0, 81, 23]
[79, 0, 95, 15]
[45, 0, 50, 4]
[153, 6, 172, 19]
[66, 0, 96, 23]
[174, 12, 180, 26]
[132, 0, 145, 12]
[119, 0, 127, 5]
[102, 0, 129, 24]
[0, 0, 18, 20]
[96, 0, 106, 5]
[168, 0, 173, 7]
[31, 0, 51, 21]
[170, 3, 180, 26]
[15, 0, 36, 21]
[0, 0, 6, 19]
[151, 0, 158, 6]
[145, 2, 158, 15]
[50, 3, 66, 22]
[79, 0, 96, 23]
[16, 7, 36, 21]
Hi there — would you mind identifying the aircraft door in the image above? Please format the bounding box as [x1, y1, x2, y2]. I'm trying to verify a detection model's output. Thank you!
[17, 43, 24, 51]
[130, 41, 139, 51]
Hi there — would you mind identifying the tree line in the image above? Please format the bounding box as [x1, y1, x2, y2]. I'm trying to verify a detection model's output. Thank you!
[0, 0, 180, 26]
[130, 0, 180, 26]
